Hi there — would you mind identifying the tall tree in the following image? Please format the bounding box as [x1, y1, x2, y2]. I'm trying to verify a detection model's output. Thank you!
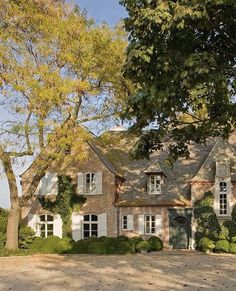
[0, 0, 129, 249]
[120, 0, 236, 162]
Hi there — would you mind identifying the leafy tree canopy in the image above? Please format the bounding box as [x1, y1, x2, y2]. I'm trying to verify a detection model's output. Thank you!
[120, 0, 236, 162]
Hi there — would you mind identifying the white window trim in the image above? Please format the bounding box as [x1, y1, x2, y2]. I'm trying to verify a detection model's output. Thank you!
[148, 175, 162, 195]
[144, 215, 156, 235]
[83, 214, 98, 238]
[37, 214, 54, 238]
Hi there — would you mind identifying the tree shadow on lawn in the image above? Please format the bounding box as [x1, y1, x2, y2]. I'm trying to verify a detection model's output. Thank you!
[1, 251, 236, 290]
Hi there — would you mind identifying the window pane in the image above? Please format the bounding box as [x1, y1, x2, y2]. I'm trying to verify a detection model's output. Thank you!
[91, 215, 98, 221]
[47, 215, 53, 222]
[40, 215, 46, 222]
[91, 231, 98, 237]
[84, 215, 90, 221]
[91, 224, 98, 231]
[41, 231, 46, 238]
[83, 224, 89, 230]
[84, 231, 90, 238]
[39, 224, 45, 231]
[47, 224, 53, 231]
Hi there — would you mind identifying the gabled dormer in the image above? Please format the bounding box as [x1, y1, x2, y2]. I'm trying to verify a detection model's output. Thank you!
[144, 161, 166, 195]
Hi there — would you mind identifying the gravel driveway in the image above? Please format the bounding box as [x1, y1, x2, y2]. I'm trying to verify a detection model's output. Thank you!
[0, 250, 236, 291]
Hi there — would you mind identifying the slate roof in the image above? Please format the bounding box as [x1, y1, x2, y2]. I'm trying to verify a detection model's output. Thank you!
[99, 130, 236, 207]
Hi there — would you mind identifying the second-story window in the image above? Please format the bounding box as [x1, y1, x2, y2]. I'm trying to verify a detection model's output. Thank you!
[149, 175, 161, 195]
[219, 181, 228, 215]
[85, 172, 96, 194]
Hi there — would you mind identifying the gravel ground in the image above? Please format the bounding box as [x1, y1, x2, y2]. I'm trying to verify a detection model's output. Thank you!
[0, 250, 236, 291]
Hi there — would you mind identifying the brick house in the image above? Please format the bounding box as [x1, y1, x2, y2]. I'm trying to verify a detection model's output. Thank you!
[21, 129, 236, 249]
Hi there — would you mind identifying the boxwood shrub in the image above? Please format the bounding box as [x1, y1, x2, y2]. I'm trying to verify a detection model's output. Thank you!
[215, 240, 230, 253]
[87, 242, 107, 254]
[148, 236, 163, 251]
[136, 240, 149, 252]
[229, 243, 236, 254]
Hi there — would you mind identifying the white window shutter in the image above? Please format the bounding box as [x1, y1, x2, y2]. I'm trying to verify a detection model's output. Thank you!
[45, 173, 58, 195]
[39, 175, 47, 195]
[138, 214, 145, 235]
[155, 214, 162, 236]
[98, 213, 107, 237]
[95, 172, 103, 194]
[77, 173, 84, 194]
[28, 214, 39, 236]
[127, 215, 134, 231]
[72, 212, 83, 241]
[53, 214, 63, 238]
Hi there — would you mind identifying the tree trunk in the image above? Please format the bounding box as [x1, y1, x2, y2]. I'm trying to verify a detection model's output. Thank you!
[0, 148, 20, 250]
[5, 208, 20, 250]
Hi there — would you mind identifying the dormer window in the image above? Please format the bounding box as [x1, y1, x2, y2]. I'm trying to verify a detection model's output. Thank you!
[148, 175, 161, 195]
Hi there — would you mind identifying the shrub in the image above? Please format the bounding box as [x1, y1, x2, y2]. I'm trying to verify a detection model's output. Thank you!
[0, 232, 6, 248]
[18, 226, 35, 249]
[0, 208, 8, 233]
[215, 240, 229, 253]
[29, 236, 70, 254]
[87, 242, 107, 254]
[136, 240, 150, 252]
[147, 236, 163, 251]
[229, 243, 236, 254]
[231, 204, 236, 222]
[231, 236, 236, 243]
[107, 239, 135, 254]
[199, 237, 215, 252]
[116, 235, 129, 242]
[223, 220, 236, 238]
[218, 225, 229, 240]
[130, 236, 144, 251]
[69, 239, 90, 254]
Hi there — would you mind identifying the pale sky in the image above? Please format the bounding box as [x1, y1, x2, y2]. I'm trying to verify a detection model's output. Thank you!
[0, 0, 127, 208]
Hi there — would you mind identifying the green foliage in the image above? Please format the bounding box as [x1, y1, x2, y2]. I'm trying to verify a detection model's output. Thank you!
[199, 237, 215, 253]
[69, 239, 90, 254]
[231, 204, 236, 222]
[229, 243, 236, 254]
[136, 240, 150, 252]
[147, 236, 163, 251]
[0, 208, 8, 233]
[0, 232, 6, 249]
[194, 192, 220, 246]
[39, 175, 86, 237]
[215, 240, 230, 253]
[18, 226, 35, 249]
[116, 235, 129, 242]
[120, 0, 236, 161]
[223, 220, 236, 239]
[87, 242, 107, 255]
[218, 225, 229, 241]
[29, 236, 71, 254]
[130, 236, 144, 251]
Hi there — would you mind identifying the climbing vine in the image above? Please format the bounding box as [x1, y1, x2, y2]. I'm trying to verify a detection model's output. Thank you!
[194, 191, 220, 247]
[39, 175, 86, 237]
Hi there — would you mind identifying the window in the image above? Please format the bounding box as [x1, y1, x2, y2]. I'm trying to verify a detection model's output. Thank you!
[83, 214, 98, 238]
[38, 214, 54, 238]
[145, 215, 155, 234]
[149, 175, 161, 194]
[85, 173, 96, 194]
[219, 182, 228, 215]
[122, 215, 128, 230]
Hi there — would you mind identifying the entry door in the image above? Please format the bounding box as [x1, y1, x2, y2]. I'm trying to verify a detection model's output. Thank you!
[171, 216, 189, 249]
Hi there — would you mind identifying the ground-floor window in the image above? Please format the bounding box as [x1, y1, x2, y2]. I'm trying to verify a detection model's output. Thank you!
[38, 214, 54, 238]
[219, 192, 228, 215]
[83, 214, 98, 238]
[145, 215, 155, 234]
[122, 215, 128, 230]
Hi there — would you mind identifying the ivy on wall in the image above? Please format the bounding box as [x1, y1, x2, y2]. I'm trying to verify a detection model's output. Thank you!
[194, 191, 221, 247]
[39, 175, 86, 237]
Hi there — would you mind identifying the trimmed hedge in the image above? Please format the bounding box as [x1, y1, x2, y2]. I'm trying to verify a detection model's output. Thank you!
[215, 240, 230, 253]
[148, 236, 163, 251]
[229, 243, 236, 254]
[30, 236, 72, 254]
[87, 242, 107, 254]
[136, 240, 149, 252]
